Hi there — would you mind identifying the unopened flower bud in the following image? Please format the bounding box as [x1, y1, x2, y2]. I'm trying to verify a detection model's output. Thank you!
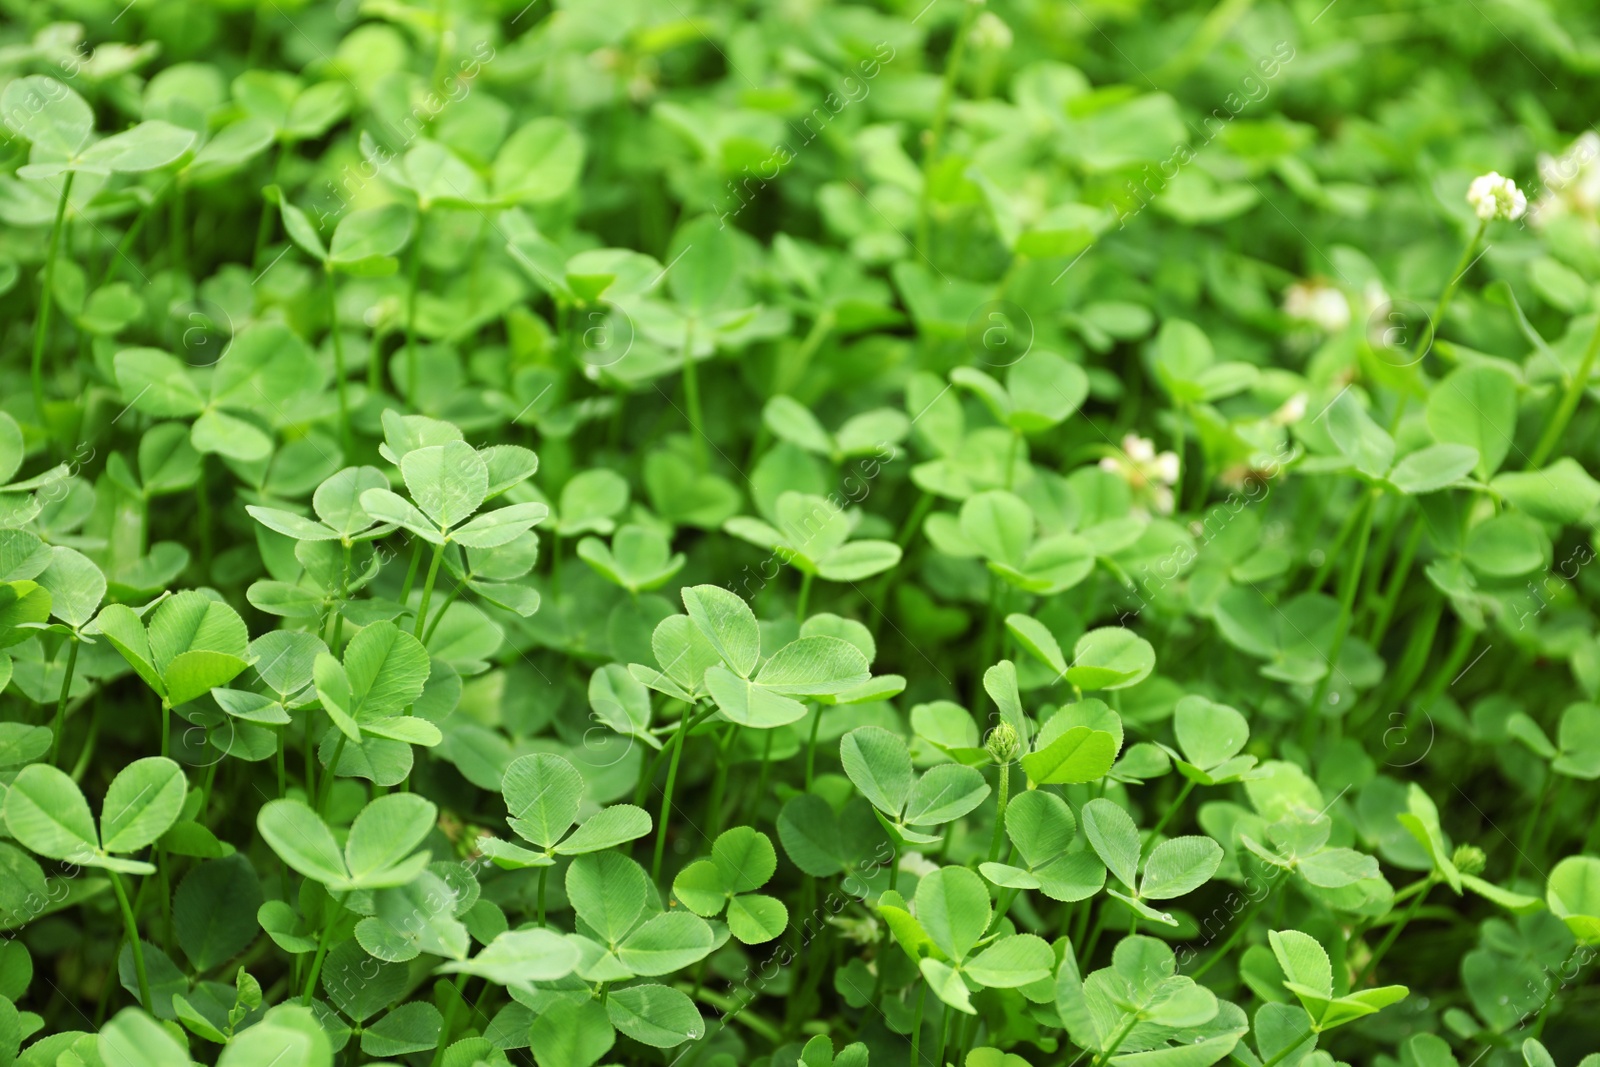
[1453, 844, 1487, 876]
[987, 722, 1019, 764]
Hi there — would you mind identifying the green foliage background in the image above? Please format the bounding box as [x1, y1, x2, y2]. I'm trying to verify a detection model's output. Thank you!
[2, 0, 1600, 1065]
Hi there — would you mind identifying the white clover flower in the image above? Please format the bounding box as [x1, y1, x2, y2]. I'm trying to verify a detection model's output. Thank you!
[1532, 132, 1600, 231]
[1283, 279, 1351, 333]
[1467, 171, 1526, 221]
[970, 11, 1013, 50]
[1271, 392, 1308, 426]
[1099, 433, 1180, 516]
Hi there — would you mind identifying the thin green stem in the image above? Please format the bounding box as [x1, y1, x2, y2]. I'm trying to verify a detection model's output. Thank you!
[908, 982, 926, 1067]
[429, 973, 471, 1067]
[109, 871, 151, 1012]
[1191, 898, 1263, 980]
[301, 890, 349, 1005]
[804, 703, 823, 789]
[986, 762, 1011, 863]
[1529, 309, 1600, 467]
[405, 234, 424, 404]
[414, 540, 447, 640]
[681, 320, 706, 470]
[317, 734, 346, 815]
[1306, 489, 1377, 731]
[1144, 779, 1194, 850]
[796, 570, 814, 622]
[917, 0, 980, 258]
[49, 635, 80, 766]
[326, 268, 351, 453]
[537, 866, 548, 926]
[32, 171, 75, 436]
[653, 704, 713, 882]
[1359, 876, 1433, 985]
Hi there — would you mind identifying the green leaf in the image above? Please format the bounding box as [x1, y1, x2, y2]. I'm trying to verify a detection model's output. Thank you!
[1427, 364, 1519, 478]
[1547, 855, 1600, 944]
[2, 763, 97, 862]
[530, 998, 613, 1067]
[1173, 695, 1250, 769]
[100, 757, 187, 853]
[914, 866, 991, 962]
[712, 826, 778, 893]
[1021, 726, 1119, 785]
[756, 636, 871, 696]
[903, 765, 990, 826]
[1325, 389, 1395, 478]
[840, 726, 913, 817]
[1269, 928, 1334, 998]
[439, 928, 579, 984]
[1492, 458, 1600, 524]
[77, 121, 195, 173]
[330, 204, 413, 266]
[1082, 798, 1140, 890]
[503, 753, 584, 849]
[343, 793, 436, 888]
[965, 933, 1055, 987]
[174, 854, 263, 971]
[605, 983, 703, 1047]
[566, 852, 649, 943]
[726, 893, 788, 944]
[616, 911, 715, 974]
[361, 1001, 441, 1058]
[402, 441, 488, 529]
[256, 799, 346, 886]
[1068, 628, 1156, 690]
[36, 547, 105, 629]
[1387, 444, 1479, 495]
[99, 1007, 189, 1067]
[682, 584, 761, 678]
[3, 77, 93, 158]
[1140, 836, 1222, 899]
[961, 491, 1033, 567]
[555, 804, 653, 855]
[342, 621, 430, 718]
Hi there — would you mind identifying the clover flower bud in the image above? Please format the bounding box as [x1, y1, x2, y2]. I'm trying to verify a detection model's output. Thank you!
[986, 722, 1020, 764]
[1466, 172, 1526, 221]
[1452, 844, 1487, 876]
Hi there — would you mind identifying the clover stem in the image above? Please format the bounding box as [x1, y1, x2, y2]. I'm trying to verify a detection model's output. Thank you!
[1256, 1032, 1314, 1067]
[681, 320, 707, 470]
[49, 635, 79, 766]
[804, 703, 823, 789]
[414, 540, 447, 639]
[1529, 307, 1600, 467]
[917, 0, 980, 259]
[908, 981, 927, 1067]
[1514, 770, 1553, 880]
[326, 268, 351, 453]
[1304, 487, 1377, 743]
[537, 867, 548, 926]
[1365, 513, 1424, 646]
[399, 538, 424, 603]
[1143, 778, 1194, 851]
[795, 570, 813, 622]
[318, 734, 346, 816]
[109, 871, 152, 1011]
[895, 490, 935, 548]
[887, 840, 900, 894]
[32, 170, 75, 438]
[160, 700, 171, 760]
[933, 1002, 955, 1067]
[705, 724, 736, 842]
[652, 703, 698, 882]
[429, 973, 471, 1067]
[170, 177, 188, 277]
[405, 233, 424, 403]
[196, 456, 213, 576]
[275, 727, 287, 799]
[1088, 1009, 1141, 1067]
[752, 729, 775, 816]
[1386, 216, 1490, 432]
[422, 582, 462, 645]
[1190, 898, 1263, 980]
[1359, 874, 1433, 985]
[301, 890, 350, 1005]
[100, 175, 171, 287]
[986, 761, 1011, 863]
[367, 324, 386, 392]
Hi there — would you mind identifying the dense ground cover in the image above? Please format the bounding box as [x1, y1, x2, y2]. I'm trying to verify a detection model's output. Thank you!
[2, 0, 1600, 1065]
